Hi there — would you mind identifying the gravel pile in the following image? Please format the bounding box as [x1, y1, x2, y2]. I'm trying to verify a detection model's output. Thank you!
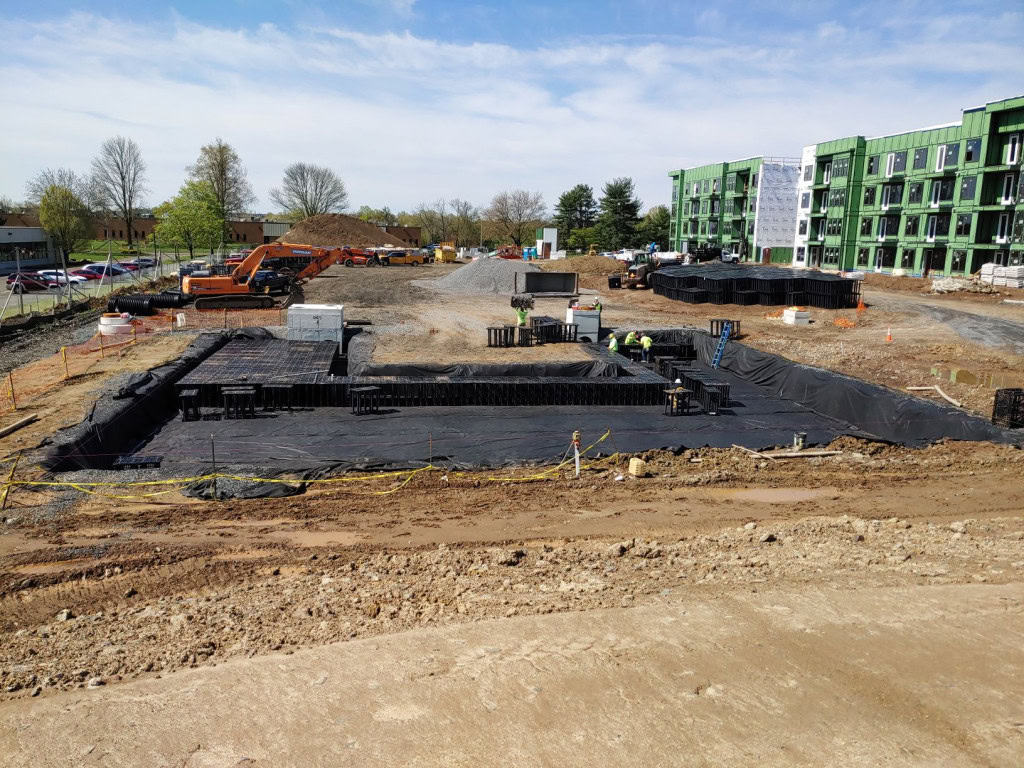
[431, 258, 539, 295]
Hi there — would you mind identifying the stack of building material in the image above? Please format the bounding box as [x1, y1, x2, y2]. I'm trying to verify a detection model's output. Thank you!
[287, 303, 344, 342]
[992, 266, 1007, 286]
[783, 307, 811, 326]
[980, 263, 997, 284]
[1004, 266, 1024, 289]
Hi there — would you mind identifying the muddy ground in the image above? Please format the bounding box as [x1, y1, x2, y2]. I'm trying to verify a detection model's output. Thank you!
[1, 261, 1023, 764]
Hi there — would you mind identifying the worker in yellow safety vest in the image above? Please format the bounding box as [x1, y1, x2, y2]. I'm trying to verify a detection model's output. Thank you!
[607, 333, 618, 353]
[623, 330, 639, 347]
[515, 307, 528, 326]
[640, 333, 653, 362]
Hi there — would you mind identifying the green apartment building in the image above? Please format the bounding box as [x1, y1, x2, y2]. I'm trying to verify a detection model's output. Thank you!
[792, 95, 1024, 274]
[668, 156, 800, 262]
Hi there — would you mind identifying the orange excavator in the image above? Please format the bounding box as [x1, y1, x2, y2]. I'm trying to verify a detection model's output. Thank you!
[181, 242, 368, 309]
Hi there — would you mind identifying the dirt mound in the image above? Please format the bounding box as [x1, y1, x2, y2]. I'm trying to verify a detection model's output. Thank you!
[277, 214, 412, 249]
[542, 254, 626, 276]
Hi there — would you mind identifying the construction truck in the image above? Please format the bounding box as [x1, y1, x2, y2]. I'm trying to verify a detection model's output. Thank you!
[435, 241, 457, 263]
[623, 257, 661, 289]
[182, 242, 352, 309]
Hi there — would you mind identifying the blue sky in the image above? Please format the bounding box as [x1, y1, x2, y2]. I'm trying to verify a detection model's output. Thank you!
[3, 1, 1023, 214]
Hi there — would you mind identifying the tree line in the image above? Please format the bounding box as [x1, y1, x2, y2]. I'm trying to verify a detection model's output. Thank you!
[357, 180, 668, 252]
[5, 137, 352, 261]
[3, 135, 670, 263]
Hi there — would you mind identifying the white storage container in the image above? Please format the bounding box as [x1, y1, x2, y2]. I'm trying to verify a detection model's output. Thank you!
[287, 303, 344, 341]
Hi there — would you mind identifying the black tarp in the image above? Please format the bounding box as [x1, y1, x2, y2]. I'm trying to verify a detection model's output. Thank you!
[678, 330, 1020, 446]
[135, 358, 863, 471]
[354, 361, 620, 378]
[42, 328, 275, 472]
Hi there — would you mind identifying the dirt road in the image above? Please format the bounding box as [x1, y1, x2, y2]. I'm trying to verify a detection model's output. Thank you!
[1, 581, 1021, 767]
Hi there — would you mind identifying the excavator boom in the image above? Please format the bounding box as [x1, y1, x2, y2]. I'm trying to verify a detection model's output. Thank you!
[182, 242, 342, 309]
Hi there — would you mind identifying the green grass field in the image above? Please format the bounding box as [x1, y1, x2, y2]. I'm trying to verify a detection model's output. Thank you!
[68, 239, 246, 265]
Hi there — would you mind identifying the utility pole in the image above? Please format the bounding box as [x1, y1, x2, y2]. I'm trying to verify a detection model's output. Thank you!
[14, 248, 23, 316]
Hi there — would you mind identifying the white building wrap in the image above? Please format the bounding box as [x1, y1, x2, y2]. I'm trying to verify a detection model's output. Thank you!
[791, 144, 816, 268]
[753, 162, 800, 256]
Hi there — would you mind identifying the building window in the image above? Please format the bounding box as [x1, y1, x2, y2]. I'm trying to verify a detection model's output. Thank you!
[712, 179, 720, 194]
[944, 143, 960, 167]
[708, 220, 718, 237]
[700, 222, 706, 235]
[833, 158, 849, 177]
[712, 200, 720, 214]
[703, 180, 709, 194]
[796, 246, 805, 262]
[867, 155, 878, 175]
[803, 165, 812, 181]
[900, 248, 915, 269]
[798, 220, 808, 235]
[242, 233, 247, 242]
[857, 248, 869, 266]
[996, 213, 1010, 243]
[701, 201, 708, 214]
[724, 200, 733, 215]
[1002, 173, 1018, 204]
[1007, 134, 1021, 165]
[913, 148, 928, 170]
[726, 174, 735, 192]
[878, 216, 899, 239]
[930, 179, 954, 206]
[908, 182, 924, 205]
[885, 152, 895, 177]
[748, 220, 755, 235]
[927, 214, 950, 240]
[893, 150, 907, 173]
[955, 214, 971, 237]
[863, 186, 876, 206]
[881, 184, 902, 208]
[877, 247, 897, 268]
[951, 250, 967, 272]
[935, 145, 946, 172]
[800, 192, 810, 209]
[905, 215, 920, 236]
[749, 198, 756, 212]
[102, 229, 107, 238]
[119, 230, 123, 238]
[965, 138, 981, 163]
[823, 162, 832, 184]
[960, 175, 977, 201]
[752, 173, 758, 187]
[860, 217, 873, 236]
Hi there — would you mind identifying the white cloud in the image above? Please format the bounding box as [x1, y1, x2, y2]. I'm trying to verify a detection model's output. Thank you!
[1, 11, 1022, 214]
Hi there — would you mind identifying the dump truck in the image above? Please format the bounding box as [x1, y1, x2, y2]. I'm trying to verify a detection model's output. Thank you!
[182, 242, 350, 309]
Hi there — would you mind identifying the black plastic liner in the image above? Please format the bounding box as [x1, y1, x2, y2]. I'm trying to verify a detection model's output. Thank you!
[675, 330, 1020, 446]
[355, 361, 620, 378]
[42, 328, 275, 472]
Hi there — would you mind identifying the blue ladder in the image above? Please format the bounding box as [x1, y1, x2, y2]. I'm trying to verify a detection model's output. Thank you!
[711, 321, 731, 369]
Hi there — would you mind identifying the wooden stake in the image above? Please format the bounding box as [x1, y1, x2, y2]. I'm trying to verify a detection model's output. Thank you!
[61, 346, 69, 379]
[0, 451, 21, 511]
[6, 372, 14, 411]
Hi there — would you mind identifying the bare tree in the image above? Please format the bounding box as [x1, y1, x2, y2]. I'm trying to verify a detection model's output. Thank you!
[25, 168, 99, 211]
[91, 136, 148, 247]
[269, 163, 348, 220]
[449, 198, 480, 247]
[484, 189, 545, 246]
[187, 138, 256, 220]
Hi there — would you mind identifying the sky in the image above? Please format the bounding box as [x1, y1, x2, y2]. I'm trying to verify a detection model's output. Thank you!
[2, 0, 1023, 216]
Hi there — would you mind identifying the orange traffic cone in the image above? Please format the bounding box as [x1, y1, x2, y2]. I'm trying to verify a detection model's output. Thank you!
[856, 297, 866, 313]
[886, 327, 892, 343]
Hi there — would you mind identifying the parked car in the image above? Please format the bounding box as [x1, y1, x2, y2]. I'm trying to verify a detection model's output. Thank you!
[248, 270, 291, 295]
[720, 249, 740, 264]
[125, 257, 157, 268]
[6, 272, 52, 292]
[77, 263, 129, 278]
[70, 269, 102, 280]
[36, 269, 89, 285]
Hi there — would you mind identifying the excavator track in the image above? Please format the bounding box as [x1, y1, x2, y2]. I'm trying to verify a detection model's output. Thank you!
[194, 295, 276, 311]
